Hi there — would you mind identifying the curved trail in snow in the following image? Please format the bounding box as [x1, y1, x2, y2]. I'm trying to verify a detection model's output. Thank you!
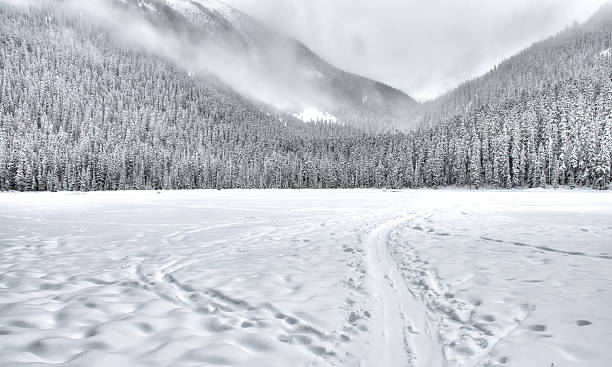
[364, 212, 445, 367]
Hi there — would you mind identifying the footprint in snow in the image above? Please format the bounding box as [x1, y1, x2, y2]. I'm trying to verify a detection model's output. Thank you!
[481, 314, 496, 322]
[528, 324, 547, 332]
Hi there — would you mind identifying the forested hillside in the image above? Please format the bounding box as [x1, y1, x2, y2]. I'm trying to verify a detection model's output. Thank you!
[407, 2, 612, 189]
[411, 4, 612, 127]
[0, 1, 610, 190]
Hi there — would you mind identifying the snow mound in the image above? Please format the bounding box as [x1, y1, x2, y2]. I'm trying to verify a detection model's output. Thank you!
[292, 107, 338, 123]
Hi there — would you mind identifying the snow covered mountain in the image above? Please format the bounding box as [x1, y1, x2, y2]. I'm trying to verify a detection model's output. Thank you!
[0, 0, 609, 192]
[117, 0, 416, 121]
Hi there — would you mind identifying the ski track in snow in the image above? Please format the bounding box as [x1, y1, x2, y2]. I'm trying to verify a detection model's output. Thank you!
[364, 211, 445, 367]
[0, 190, 611, 367]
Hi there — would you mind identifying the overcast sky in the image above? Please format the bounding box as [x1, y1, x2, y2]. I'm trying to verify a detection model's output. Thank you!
[224, 0, 608, 101]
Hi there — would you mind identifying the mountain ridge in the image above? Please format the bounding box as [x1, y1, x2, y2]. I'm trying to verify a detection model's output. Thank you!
[119, 0, 417, 123]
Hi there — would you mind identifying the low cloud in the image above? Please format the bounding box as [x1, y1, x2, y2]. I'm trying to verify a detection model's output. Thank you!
[226, 0, 608, 101]
[14, 0, 334, 112]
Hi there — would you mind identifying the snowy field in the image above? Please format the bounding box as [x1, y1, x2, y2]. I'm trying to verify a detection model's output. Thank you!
[0, 190, 611, 367]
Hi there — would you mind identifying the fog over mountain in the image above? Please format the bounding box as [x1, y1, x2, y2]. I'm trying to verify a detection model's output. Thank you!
[3, 0, 415, 127]
[226, 0, 608, 100]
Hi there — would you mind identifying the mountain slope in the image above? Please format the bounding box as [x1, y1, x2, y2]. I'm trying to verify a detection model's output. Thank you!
[410, 1, 612, 128]
[120, 0, 416, 122]
[404, 1, 612, 188]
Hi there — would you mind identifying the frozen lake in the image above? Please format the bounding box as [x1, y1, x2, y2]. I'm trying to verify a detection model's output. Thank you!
[0, 190, 611, 367]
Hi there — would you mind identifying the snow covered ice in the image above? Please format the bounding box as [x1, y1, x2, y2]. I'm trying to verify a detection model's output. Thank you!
[0, 190, 611, 367]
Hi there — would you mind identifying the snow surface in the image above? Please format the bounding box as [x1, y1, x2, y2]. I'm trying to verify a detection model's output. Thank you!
[293, 107, 338, 123]
[162, 0, 238, 29]
[164, 0, 232, 16]
[162, 0, 216, 27]
[0, 190, 611, 367]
